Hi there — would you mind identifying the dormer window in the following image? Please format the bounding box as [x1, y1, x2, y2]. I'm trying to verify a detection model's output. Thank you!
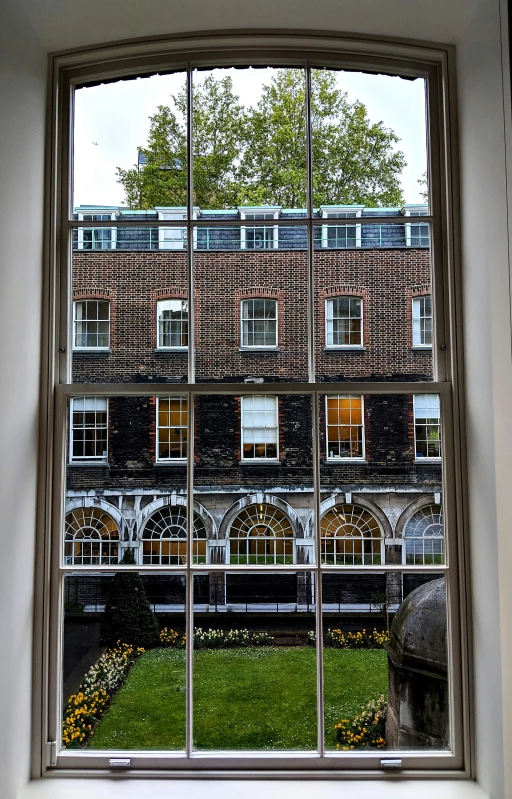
[403, 204, 430, 247]
[239, 207, 280, 249]
[320, 206, 363, 248]
[77, 210, 117, 250]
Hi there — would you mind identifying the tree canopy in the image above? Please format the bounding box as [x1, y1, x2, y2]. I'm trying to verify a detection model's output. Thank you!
[117, 69, 406, 209]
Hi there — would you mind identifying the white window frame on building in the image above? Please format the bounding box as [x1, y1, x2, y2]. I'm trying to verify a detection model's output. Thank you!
[320, 206, 363, 248]
[156, 299, 189, 350]
[240, 298, 278, 349]
[156, 207, 198, 250]
[73, 299, 110, 350]
[413, 394, 442, 460]
[241, 395, 279, 461]
[326, 395, 365, 460]
[412, 295, 432, 348]
[239, 207, 280, 250]
[76, 209, 118, 250]
[404, 204, 430, 247]
[69, 397, 108, 464]
[325, 296, 363, 348]
[156, 396, 188, 461]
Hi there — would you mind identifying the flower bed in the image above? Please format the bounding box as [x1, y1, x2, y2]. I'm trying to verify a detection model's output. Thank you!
[307, 628, 389, 648]
[62, 642, 144, 748]
[159, 627, 274, 649]
[335, 694, 387, 749]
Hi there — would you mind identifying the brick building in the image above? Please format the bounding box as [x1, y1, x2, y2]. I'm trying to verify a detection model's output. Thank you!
[66, 204, 442, 611]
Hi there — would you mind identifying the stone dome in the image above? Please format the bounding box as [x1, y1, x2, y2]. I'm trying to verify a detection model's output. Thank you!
[388, 577, 447, 675]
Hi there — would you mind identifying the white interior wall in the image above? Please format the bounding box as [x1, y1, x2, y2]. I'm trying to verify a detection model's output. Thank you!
[1, 1, 511, 798]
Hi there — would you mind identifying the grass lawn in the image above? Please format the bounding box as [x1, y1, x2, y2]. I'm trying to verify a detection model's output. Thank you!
[90, 647, 387, 750]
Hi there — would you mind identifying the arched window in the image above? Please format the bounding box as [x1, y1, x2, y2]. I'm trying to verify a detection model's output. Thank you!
[64, 507, 119, 565]
[229, 503, 294, 565]
[320, 503, 383, 565]
[404, 503, 444, 565]
[141, 505, 207, 564]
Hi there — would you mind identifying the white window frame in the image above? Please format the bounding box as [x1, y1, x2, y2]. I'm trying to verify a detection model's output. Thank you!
[412, 295, 433, 348]
[72, 299, 110, 350]
[320, 206, 363, 248]
[156, 207, 198, 249]
[156, 396, 188, 462]
[240, 298, 278, 349]
[241, 395, 279, 461]
[325, 395, 366, 461]
[156, 298, 189, 350]
[69, 397, 108, 464]
[413, 393, 442, 461]
[239, 207, 280, 250]
[325, 296, 364, 348]
[404, 204, 430, 247]
[77, 210, 117, 250]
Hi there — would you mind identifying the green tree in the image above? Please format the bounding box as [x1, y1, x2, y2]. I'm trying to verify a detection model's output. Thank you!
[117, 75, 246, 209]
[101, 548, 160, 649]
[118, 69, 406, 209]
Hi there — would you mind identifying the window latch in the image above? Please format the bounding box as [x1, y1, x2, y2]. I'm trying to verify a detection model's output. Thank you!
[109, 758, 131, 768]
[380, 758, 402, 769]
[45, 741, 57, 767]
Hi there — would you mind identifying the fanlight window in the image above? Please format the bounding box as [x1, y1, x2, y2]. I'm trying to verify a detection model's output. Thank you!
[64, 507, 119, 565]
[229, 503, 294, 565]
[320, 503, 383, 565]
[404, 503, 444, 565]
[141, 506, 207, 564]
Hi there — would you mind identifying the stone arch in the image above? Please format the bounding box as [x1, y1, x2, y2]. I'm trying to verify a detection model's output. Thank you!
[308, 493, 393, 539]
[218, 493, 304, 540]
[65, 496, 125, 536]
[395, 494, 439, 539]
[136, 494, 216, 539]
[64, 502, 121, 565]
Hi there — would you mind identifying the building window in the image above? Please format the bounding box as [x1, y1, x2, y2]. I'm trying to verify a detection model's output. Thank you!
[320, 207, 363, 248]
[325, 297, 363, 347]
[64, 507, 119, 565]
[321, 503, 383, 565]
[156, 208, 187, 250]
[157, 299, 188, 349]
[69, 397, 108, 462]
[404, 503, 444, 565]
[241, 395, 279, 460]
[326, 395, 364, 459]
[73, 300, 110, 349]
[241, 298, 278, 348]
[228, 503, 294, 564]
[77, 211, 117, 249]
[414, 394, 441, 459]
[240, 208, 279, 249]
[412, 295, 432, 347]
[156, 396, 188, 460]
[141, 506, 207, 564]
[404, 205, 430, 247]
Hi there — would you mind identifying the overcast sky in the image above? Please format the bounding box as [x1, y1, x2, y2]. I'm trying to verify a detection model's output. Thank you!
[74, 67, 427, 208]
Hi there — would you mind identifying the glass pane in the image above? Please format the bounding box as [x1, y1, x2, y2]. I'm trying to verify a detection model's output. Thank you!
[314, 223, 432, 381]
[65, 395, 189, 565]
[192, 66, 306, 208]
[194, 224, 308, 382]
[62, 573, 186, 750]
[193, 574, 316, 750]
[322, 571, 449, 751]
[193, 392, 315, 564]
[310, 69, 428, 212]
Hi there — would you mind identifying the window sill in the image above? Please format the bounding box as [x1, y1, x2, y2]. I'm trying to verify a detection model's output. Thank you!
[415, 457, 442, 463]
[324, 346, 366, 352]
[154, 348, 188, 353]
[239, 347, 280, 353]
[153, 459, 187, 465]
[73, 348, 111, 353]
[19, 776, 488, 799]
[411, 346, 433, 351]
[240, 459, 280, 464]
[326, 458, 367, 464]
[68, 461, 109, 467]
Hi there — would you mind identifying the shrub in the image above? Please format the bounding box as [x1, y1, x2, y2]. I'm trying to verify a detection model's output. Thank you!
[335, 695, 387, 750]
[101, 548, 160, 649]
[62, 642, 144, 748]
